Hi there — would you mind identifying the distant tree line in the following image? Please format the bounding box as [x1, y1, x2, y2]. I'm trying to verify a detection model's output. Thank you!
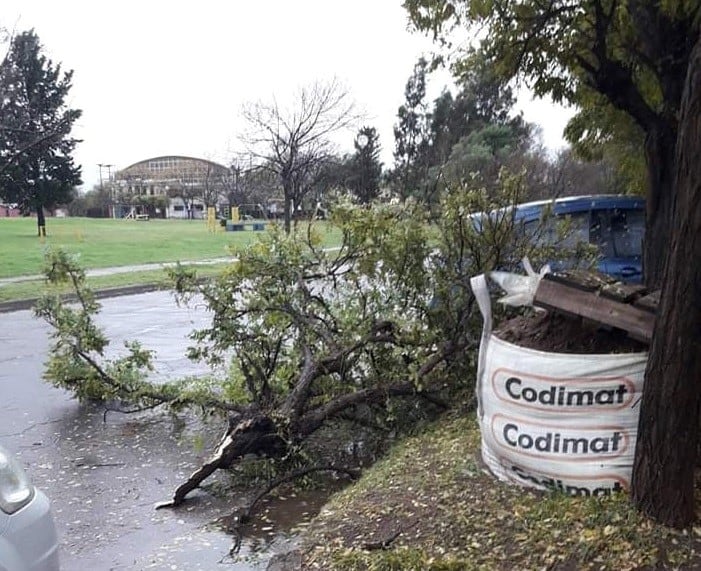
[1, 26, 632, 237]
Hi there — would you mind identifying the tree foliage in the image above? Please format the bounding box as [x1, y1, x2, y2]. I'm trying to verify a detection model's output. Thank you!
[564, 90, 647, 196]
[300, 127, 383, 207]
[67, 184, 113, 217]
[429, 55, 529, 167]
[436, 123, 528, 190]
[403, 0, 700, 287]
[392, 57, 431, 200]
[222, 160, 283, 216]
[0, 29, 82, 235]
[347, 126, 383, 204]
[391, 52, 534, 204]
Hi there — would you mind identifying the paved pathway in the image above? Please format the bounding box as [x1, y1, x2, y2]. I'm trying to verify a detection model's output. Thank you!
[0, 257, 235, 286]
[0, 248, 340, 313]
[0, 257, 238, 313]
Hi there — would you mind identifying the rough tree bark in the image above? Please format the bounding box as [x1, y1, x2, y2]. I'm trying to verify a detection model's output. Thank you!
[632, 33, 701, 528]
[642, 124, 677, 289]
[36, 204, 46, 237]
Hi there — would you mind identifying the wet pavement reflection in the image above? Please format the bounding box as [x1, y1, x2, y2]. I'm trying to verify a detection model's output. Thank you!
[0, 291, 308, 570]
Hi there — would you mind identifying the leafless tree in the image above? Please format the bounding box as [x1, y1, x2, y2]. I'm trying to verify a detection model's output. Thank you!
[241, 78, 358, 232]
[166, 161, 227, 219]
[199, 162, 226, 210]
[166, 166, 202, 219]
[220, 159, 257, 209]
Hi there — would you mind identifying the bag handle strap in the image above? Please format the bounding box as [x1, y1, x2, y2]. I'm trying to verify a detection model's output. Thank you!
[470, 274, 492, 419]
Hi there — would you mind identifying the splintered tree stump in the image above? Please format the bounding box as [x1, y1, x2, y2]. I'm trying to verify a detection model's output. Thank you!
[156, 412, 284, 509]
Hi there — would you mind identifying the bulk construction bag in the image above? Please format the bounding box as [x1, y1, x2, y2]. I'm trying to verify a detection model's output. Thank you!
[469, 271, 648, 496]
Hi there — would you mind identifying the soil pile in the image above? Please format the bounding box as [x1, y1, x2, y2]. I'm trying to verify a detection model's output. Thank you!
[494, 310, 648, 354]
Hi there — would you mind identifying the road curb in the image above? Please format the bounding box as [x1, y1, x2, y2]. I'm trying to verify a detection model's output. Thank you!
[0, 283, 168, 314]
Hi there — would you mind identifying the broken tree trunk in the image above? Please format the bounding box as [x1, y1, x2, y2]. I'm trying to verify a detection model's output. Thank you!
[156, 340, 460, 509]
[156, 411, 284, 509]
[156, 381, 443, 509]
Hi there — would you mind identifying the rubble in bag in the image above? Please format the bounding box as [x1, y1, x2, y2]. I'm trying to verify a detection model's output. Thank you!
[532, 270, 658, 343]
[469, 268, 649, 496]
[489, 260, 659, 344]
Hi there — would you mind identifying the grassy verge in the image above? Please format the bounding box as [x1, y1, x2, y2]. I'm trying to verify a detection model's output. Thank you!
[0, 264, 228, 305]
[299, 412, 701, 570]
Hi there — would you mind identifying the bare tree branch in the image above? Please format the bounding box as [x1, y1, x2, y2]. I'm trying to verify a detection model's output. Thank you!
[241, 78, 359, 231]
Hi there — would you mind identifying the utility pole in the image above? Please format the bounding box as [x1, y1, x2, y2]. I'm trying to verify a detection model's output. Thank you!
[98, 163, 114, 218]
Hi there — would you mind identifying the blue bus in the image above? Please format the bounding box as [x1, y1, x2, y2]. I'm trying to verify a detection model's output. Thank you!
[510, 195, 645, 283]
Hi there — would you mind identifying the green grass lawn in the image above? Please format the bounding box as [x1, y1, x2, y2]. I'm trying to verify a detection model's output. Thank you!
[0, 217, 341, 279]
[302, 412, 701, 570]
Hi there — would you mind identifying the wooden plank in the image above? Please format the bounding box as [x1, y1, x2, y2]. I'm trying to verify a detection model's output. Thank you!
[534, 278, 656, 342]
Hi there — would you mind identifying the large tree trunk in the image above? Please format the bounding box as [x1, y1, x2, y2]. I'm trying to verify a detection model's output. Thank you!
[631, 34, 701, 528]
[36, 205, 46, 237]
[643, 123, 676, 289]
[283, 193, 292, 234]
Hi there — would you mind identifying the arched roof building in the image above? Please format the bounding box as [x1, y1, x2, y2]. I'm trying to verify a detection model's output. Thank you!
[117, 156, 229, 180]
[113, 155, 230, 219]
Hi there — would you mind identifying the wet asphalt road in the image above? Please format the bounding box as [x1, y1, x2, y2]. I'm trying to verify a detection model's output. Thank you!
[0, 292, 303, 570]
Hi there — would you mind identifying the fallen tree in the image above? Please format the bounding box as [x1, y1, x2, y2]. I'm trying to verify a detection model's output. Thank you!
[36, 177, 550, 506]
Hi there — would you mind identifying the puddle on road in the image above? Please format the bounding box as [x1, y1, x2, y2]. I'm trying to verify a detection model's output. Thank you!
[133, 491, 334, 571]
[27, 403, 333, 570]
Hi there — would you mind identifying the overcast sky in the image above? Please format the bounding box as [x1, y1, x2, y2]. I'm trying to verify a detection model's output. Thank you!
[2, 1, 572, 191]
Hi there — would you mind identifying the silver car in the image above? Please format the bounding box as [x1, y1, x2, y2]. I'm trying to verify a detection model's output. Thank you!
[0, 445, 59, 571]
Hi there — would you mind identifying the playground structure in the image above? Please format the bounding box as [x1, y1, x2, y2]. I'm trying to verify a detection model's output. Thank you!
[124, 208, 150, 221]
[219, 200, 327, 229]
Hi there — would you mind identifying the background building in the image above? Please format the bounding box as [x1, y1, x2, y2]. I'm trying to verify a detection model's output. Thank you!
[113, 156, 230, 219]
[0, 204, 20, 217]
